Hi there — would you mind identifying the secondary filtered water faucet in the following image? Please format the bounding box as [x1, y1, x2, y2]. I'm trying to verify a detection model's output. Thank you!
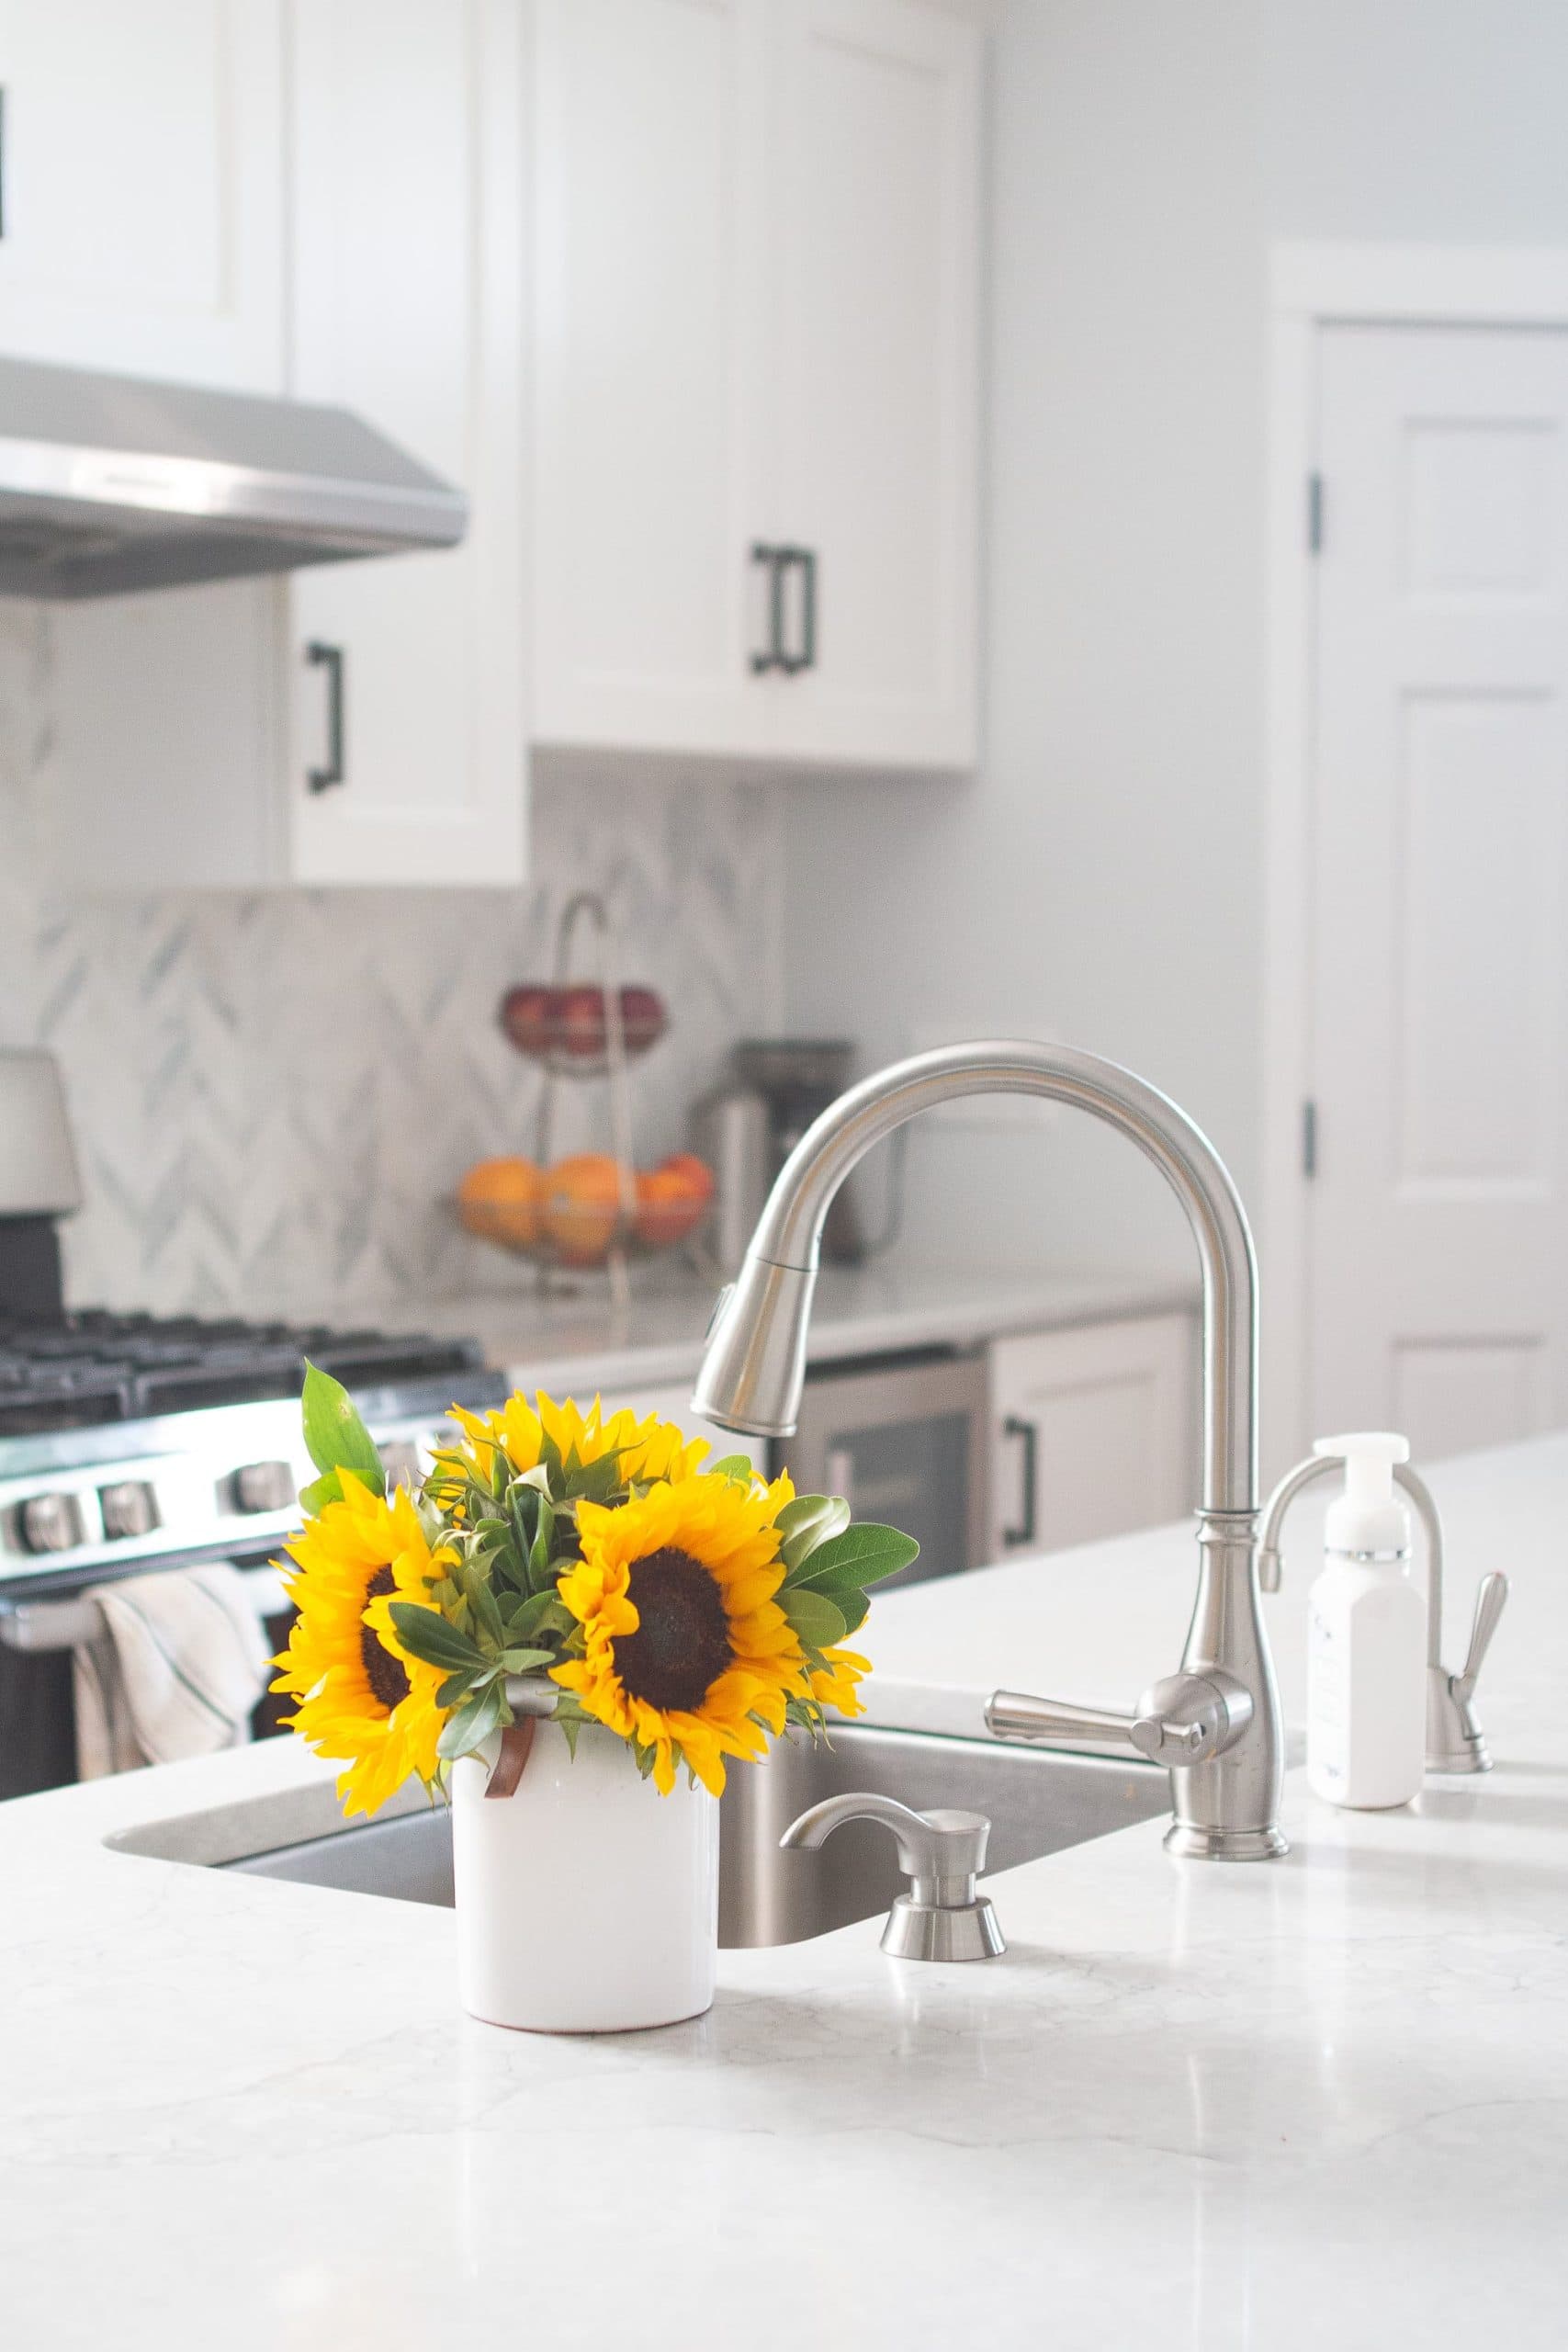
[692, 1040, 1287, 1861]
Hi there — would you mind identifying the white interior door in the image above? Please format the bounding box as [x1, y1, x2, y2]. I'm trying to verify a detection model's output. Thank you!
[768, 0, 979, 769]
[529, 0, 774, 755]
[1309, 323, 1568, 1456]
[0, 0, 284, 389]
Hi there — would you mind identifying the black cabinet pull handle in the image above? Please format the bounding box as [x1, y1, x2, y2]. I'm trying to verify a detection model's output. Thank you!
[1001, 1415, 1038, 1547]
[784, 546, 816, 673]
[306, 641, 345, 792]
[750, 542, 784, 673]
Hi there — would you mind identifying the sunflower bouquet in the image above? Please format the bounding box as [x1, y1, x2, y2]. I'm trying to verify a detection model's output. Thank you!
[273, 1366, 919, 1818]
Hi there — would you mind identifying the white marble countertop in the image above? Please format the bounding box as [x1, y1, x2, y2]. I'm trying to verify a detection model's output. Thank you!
[1, 1434, 1562, 2348]
[380, 1259, 1199, 1390]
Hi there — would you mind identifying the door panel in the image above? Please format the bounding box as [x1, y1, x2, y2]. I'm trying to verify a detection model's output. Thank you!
[989, 1316, 1195, 1559]
[0, 0, 284, 388]
[770, 0, 979, 767]
[530, 0, 774, 754]
[1310, 324, 1568, 1450]
[287, 0, 525, 884]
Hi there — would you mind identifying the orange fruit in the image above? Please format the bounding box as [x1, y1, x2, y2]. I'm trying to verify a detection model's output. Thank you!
[457, 1157, 543, 1250]
[634, 1156, 713, 1248]
[543, 1154, 626, 1266]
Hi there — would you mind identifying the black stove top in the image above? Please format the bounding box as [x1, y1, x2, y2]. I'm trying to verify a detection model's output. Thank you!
[0, 1310, 484, 1436]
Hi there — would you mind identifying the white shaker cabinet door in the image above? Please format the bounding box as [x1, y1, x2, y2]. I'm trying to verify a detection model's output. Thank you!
[286, 0, 526, 885]
[530, 0, 776, 757]
[989, 1315, 1196, 1561]
[767, 0, 980, 768]
[0, 0, 285, 389]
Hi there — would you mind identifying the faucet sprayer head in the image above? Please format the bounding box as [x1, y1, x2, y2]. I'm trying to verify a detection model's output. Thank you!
[691, 1255, 817, 1437]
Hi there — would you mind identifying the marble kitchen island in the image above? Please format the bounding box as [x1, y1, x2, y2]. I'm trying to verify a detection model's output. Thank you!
[1, 1435, 1563, 2350]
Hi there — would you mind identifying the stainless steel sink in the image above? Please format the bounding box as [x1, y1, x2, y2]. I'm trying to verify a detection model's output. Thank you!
[221, 1724, 1168, 1947]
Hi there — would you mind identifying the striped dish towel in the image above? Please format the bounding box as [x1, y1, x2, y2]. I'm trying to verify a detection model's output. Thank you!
[73, 1563, 274, 1779]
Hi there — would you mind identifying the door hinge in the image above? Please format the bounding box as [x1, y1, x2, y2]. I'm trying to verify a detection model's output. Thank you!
[1307, 472, 1325, 556]
[1302, 1098, 1318, 1180]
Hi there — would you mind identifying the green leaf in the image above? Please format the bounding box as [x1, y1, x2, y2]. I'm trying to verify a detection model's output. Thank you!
[436, 1679, 506, 1761]
[498, 1647, 556, 1673]
[386, 1601, 489, 1674]
[833, 1589, 870, 1637]
[300, 1362, 386, 1497]
[777, 1494, 852, 1575]
[466, 1573, 509, 1653]
[435, 1669, 479, 1711]
[788, 1523, 919, 1593]
[504, 1589, 573, 1642]
[528, 1497, 557, 1589]
[782, 1587, 848, 1651]
[298, 1469, 343, 1514]
[708, 1453, 756, 1486]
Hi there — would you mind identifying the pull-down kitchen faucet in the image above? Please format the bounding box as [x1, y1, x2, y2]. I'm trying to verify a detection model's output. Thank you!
[692, 1040, 1287, 1861]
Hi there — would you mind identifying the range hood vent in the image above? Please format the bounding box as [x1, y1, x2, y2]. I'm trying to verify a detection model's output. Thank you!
[0, 356, 467, 600]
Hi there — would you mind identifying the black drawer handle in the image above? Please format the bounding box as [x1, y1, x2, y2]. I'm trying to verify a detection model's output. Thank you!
[750, 543, 784, 673]
[306, 640, 345, 793]
[1001, 1415, 1037, 1547]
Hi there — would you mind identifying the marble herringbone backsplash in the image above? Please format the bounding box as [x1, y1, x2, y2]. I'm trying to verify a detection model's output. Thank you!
[0, 607, 782, 1318]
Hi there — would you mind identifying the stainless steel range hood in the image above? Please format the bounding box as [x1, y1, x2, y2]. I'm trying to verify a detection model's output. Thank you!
[0, 355, 468, 600]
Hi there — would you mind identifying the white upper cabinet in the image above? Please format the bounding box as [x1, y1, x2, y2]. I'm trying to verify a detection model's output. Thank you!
[40, 0, 526, 891]
[0, 0, 285, 389]
[286, 0, 526, 885]
[530, 0, 982, 772]
[768, 0, 979, 767]
[531, 0, 773, 755]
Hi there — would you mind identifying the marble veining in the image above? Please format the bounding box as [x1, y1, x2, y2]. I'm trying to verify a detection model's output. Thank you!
[1, 1437, 1564, 2348]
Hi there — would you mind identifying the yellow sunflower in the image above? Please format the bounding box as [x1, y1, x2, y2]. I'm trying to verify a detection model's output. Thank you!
[433, 1390, 707, 1497]
[271, 1472, 453, 1818]
[552, 1469, 808, 1796]
[807, 1644, 870, 1721]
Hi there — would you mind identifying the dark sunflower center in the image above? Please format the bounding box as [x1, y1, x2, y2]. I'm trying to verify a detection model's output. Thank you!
[615, 1547, 734, 1713]
[360, 1565, 411, 1714]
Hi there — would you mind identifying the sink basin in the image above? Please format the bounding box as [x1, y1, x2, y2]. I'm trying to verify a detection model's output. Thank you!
[218, 1724, 1168, 1947]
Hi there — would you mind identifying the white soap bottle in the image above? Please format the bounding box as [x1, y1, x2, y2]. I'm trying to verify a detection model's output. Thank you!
[1306, 1432, 1426, 1810]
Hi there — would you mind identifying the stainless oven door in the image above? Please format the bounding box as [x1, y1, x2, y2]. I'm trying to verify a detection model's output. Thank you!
[777, 1351, 988, 1590]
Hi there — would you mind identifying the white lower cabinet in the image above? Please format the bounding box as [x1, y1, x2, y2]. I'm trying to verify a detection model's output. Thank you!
[988, 1314, 1197, 1559]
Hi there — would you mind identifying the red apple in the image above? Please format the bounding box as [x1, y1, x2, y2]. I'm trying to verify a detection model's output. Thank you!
[557, 985, 609, 1060]
[617, 987, 667, 1055]
[499, 984, 556, 1058]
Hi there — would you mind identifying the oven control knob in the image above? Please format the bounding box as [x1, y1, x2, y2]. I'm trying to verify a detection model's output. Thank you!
[19, 1491, 85, 1555]
[99, 1480, 158, 1541]
[232, 1460, 297, 1515]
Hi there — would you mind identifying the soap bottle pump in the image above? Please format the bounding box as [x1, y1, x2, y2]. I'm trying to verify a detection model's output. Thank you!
[1307, 1432, 1426, 1810]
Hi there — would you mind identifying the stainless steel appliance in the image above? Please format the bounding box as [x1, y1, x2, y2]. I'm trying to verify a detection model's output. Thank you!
[732, 1038, 866, 1264]
[688, 1077, 771, 1277]
[781, 1351, 987, 1589]
[0, 352, 465, 600]
[0, 1049, 499, 1796]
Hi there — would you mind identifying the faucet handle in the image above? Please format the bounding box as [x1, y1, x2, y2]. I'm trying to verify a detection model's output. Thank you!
[1427, 1571, 1508, 1775]
[779, 1792, 1005, 1962]
[987, 1672, 1250, 1770]
[1456, 1570, 1507, 1702]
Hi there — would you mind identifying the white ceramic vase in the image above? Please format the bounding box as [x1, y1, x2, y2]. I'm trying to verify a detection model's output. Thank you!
[449, 1722, 719, 2033]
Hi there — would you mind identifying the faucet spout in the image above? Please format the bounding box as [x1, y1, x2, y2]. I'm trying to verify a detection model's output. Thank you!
[692, 1039, 1286, 1862]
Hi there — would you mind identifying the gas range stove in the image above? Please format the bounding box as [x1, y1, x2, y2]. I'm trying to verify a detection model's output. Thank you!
[0, 1307, 487, 1436]
[0, 1322, 500, 1600]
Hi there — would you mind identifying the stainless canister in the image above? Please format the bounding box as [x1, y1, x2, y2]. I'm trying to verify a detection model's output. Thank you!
[689, 1081, 772, 1276]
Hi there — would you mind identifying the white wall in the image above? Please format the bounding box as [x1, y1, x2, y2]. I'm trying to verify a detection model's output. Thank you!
[784, 0, 1266, 1280]
[783, 0, 1568, 1289]
[1266, 0, 1568, 245]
